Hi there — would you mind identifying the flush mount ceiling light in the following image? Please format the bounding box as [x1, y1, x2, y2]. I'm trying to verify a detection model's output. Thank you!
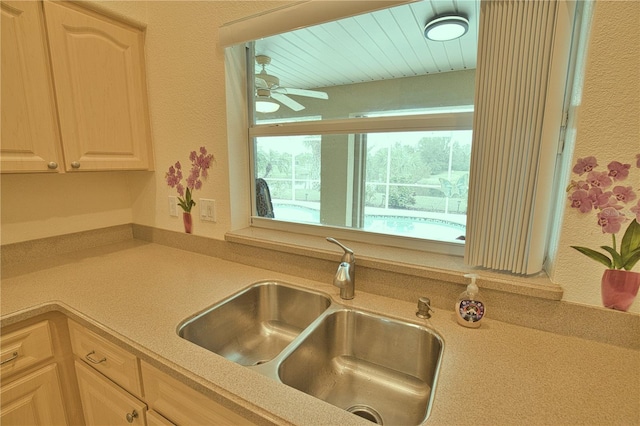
[424, 15, 469, 42]
[255, 98, 280, 113]
[255, 88, 280, 113]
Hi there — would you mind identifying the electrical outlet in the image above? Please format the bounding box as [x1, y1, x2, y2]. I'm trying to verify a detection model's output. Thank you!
[168, 196, 178, 217]
[199, 199, 216, 222]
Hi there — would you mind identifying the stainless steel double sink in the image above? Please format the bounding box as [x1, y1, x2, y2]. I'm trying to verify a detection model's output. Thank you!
[178, 281, 444, 425]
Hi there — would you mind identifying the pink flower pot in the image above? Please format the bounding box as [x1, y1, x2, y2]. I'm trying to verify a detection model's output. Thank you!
[601, 269, 640, 311]
[183, 212, 193, 234]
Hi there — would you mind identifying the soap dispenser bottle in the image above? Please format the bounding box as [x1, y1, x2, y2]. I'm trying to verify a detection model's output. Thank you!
[455, 274, 485, 328]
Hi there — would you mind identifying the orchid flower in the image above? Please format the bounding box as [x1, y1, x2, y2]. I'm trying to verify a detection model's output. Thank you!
[607, 161, 631, 181]
[568, 155, 640, 271]
[166, 147, 215, 213]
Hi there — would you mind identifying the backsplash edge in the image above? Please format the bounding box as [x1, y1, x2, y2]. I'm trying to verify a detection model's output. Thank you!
[2, 224, 637, 350]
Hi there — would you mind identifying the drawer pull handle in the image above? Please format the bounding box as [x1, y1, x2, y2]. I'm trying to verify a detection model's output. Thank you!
[0, 352, 18, 365]
[126, 409, 138, 423]
[85, 350, 107, 364]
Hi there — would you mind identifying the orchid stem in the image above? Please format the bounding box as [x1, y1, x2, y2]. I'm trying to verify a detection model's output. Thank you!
[612, 233, 616, 252]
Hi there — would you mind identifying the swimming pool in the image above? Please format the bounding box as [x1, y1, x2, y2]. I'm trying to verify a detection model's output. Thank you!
[272, 203, 465, 242]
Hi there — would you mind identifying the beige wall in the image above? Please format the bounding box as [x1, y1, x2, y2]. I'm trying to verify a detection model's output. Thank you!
[1, 172, 135, 243]
[2, 1, 638, 313]
[550, 0, 640, 312]
[1, 1, 290, 245]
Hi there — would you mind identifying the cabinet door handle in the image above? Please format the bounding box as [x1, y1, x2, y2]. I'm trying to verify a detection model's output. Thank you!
[85, 350, 107, 364]
[126, 409, 138, 423]
[47, 162, 58, 170]
[0, 351, 18, 365]
[71, 161, 81, 169]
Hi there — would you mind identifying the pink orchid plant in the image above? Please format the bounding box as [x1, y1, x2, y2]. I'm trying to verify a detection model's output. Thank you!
[567, 154, 640, 270]
[165, 147, 214, 213]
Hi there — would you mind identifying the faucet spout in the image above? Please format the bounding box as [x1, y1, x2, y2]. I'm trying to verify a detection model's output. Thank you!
[327, 238, 355, 300]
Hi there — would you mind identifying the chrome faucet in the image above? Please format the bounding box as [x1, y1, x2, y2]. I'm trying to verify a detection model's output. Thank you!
[326, 237, 355, 300]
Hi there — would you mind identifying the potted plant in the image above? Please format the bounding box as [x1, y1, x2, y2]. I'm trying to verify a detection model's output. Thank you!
[166, 147, 214, 233]
[567, 154, 640, 311]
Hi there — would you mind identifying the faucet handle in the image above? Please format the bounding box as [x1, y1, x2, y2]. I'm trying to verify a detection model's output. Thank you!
[326, 237, 354, 262]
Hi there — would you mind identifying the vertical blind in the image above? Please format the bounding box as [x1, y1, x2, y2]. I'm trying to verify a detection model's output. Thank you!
[465, 0, 572, 275]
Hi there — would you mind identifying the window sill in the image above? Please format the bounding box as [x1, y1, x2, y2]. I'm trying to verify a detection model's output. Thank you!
[225, 227, 563, 301]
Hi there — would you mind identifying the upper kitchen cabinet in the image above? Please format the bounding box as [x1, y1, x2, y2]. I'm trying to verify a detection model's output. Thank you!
[43, 1, 153, 171]
[1, 1, 63, 172]
[1, 0, 154, 173]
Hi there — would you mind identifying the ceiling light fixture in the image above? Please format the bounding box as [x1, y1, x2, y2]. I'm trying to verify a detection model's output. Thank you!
[424, 15, 469, 42]
[255, 98, 280, 113]
[255, 88, 280, 113]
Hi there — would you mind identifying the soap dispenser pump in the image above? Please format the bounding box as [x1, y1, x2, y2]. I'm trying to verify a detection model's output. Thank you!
[455, 274, 485, 328]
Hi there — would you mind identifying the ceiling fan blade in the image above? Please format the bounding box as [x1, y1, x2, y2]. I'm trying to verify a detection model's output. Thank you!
[271, 93, 305, 111]
[277, 87, 328, 100]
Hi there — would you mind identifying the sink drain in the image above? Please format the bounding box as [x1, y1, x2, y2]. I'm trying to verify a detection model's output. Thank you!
[253, 360, 269, 366]
[347, 405, 383, 425]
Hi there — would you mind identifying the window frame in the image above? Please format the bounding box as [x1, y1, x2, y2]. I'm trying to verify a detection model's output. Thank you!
[225, 0, 581, 272]
[247, 53, 475, 256]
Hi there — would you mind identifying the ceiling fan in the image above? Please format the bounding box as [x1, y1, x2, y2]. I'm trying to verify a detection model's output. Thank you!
[255, 55, 328, 112]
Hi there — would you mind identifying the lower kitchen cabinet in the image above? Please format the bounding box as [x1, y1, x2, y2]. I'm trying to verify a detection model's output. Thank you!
[68, 320, 143, 398]
[141, 361, 257, 426]
[0, 317, 79, 425]
[68, 320, 146, 425]
[75, 360, 147, 425]
[0, 363, 67, 425]
[69, 320, 257, 426]
[1, 317, 261, 426]
[146, 410, 176, 426]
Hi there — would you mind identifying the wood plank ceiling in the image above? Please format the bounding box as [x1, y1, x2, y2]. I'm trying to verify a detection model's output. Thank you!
[254, 0, 479, 91]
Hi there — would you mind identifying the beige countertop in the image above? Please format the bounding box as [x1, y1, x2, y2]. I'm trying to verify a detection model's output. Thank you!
[1, 239, 638, 425]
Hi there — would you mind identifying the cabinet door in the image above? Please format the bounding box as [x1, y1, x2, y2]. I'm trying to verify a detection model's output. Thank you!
[0, 1, 63, 173]
[43, 1, 153, 171]
[141, 361, 256, 426]
[75, 360, 147, 426]
[68, 320, 143, 398]
[0, 363, 68, 425]
[147, 410, 175, 426]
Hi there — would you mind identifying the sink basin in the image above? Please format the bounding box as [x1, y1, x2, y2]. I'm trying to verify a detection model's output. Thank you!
[178, 281, 444, 424]
[278, 309, 444, 425]
[178, 281, 331, 366]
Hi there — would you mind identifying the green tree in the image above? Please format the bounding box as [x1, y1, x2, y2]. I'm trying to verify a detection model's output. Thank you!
[417, 137, 450, 174]
[417, 137, 471, 174]
[388, 180, 416, 209]
[367, 142, 432, 183]
[255, 148, 290, 178]
[452, 142, 471, 171]
[301, 137, 321, 181]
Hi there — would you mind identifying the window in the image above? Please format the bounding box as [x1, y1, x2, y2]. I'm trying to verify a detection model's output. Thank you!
[253, 126, 472, 241]
[223, 0, 581, 273]
[246, 1, 477, 254]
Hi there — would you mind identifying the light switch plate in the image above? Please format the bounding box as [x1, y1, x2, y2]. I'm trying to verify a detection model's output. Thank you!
[199, 199, 216, 222]
[168, 196, 178, 217]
